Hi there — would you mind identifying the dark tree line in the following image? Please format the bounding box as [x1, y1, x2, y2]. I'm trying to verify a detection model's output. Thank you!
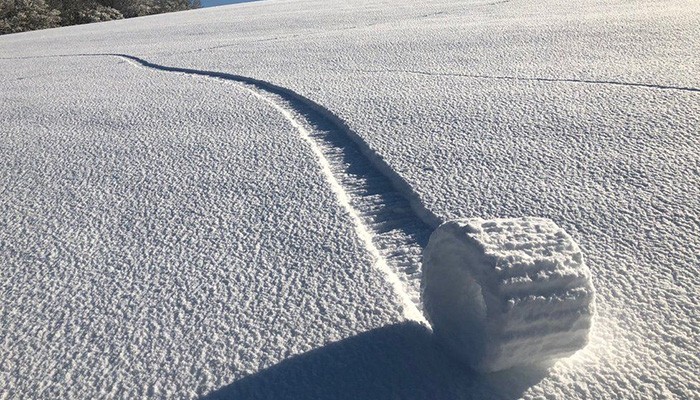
[0, 0, 200, 34]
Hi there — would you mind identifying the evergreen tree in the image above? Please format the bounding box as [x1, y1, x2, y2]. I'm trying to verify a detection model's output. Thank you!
[0, 0, 60, 34]
[46, 0, 122, 25]
[1, 0, 200, 34]
[100, 0, 152, 18]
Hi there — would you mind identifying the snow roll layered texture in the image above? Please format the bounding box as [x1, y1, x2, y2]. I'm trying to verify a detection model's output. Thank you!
[422, 218, 595, 372]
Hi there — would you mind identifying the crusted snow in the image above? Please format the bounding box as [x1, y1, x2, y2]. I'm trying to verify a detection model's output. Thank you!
[1, 0, 699, 399]
[422, 218, 595, 372]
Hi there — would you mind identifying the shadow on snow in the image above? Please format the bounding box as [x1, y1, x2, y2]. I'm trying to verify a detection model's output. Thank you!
[201, 322, 548, 400]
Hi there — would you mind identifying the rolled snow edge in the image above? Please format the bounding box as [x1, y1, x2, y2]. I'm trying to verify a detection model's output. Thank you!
[421, 217, 595, 372]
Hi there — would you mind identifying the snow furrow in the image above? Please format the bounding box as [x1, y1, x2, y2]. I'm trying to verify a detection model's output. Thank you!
[105, 54, 434, 323]
[4, 55, 700, 93]
[1, 51, 438, 322]
[339, 67, 700, 93]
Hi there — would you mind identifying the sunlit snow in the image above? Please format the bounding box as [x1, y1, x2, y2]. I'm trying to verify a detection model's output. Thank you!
[1, 0, 698, 398]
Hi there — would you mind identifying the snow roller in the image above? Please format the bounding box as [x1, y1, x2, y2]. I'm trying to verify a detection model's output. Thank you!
[421, 217, 595, 372]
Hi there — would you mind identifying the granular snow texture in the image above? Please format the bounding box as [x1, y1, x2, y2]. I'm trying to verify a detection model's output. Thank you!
[422, 218, 595, 372]
[1, 0, 699, 399]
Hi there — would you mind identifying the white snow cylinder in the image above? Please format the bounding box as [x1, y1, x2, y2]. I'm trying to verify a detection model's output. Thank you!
[421, 218, 595, 372]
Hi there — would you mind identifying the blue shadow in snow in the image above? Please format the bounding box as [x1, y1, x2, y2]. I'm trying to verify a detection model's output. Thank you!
[201, 322, 548, 400]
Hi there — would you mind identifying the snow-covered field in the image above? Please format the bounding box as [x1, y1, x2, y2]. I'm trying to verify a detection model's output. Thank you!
[1, 0, 698, 398]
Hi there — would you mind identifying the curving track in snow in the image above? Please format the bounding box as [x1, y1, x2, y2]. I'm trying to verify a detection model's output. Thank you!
[106, 54, 437, 322]
[334, 67, 700, 93]
[0, 51, 438, 319]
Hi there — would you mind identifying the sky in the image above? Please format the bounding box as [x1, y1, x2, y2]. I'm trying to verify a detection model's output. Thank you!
[200, 0, 258, 7]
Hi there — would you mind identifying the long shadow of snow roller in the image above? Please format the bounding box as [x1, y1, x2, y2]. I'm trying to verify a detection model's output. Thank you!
[39, 54, 592, 397]
[202, 218, 595, 399]
[104, 55, 593, 397]
[201, 321, 548, 400]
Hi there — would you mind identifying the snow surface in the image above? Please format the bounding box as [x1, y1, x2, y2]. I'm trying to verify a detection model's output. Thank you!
[422, 218, 595, 372]
[1, 0, 699, 398]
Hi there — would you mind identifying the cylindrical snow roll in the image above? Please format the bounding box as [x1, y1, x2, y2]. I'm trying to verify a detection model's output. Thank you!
[421, 218, 595, 372]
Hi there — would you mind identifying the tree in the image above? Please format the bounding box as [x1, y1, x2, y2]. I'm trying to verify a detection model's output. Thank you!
[0, 0, 61, 34]
[46, 0, 122, 25]
[100, 0, 152, 18]
[1, 0, 200, 34]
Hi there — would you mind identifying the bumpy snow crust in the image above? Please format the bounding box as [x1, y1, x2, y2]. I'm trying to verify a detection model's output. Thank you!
[422, 218, 595, 372]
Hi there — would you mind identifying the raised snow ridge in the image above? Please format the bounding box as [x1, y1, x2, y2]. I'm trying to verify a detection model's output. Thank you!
[422, 217, 595, 372]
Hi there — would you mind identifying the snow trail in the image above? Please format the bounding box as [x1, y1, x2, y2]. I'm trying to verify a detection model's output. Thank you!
[338, 67, 700, 93]
[6, 54, 698, 93]
[237, 86, 428, 324]
[113, 54, 434, 323]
